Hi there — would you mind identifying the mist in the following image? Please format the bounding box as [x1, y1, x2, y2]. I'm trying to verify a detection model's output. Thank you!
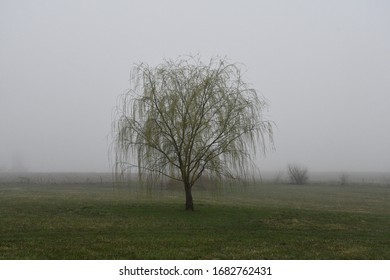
[1, 0, 389, 173]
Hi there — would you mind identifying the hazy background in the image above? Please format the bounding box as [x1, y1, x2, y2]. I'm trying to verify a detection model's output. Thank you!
[1, 0, 389, 173]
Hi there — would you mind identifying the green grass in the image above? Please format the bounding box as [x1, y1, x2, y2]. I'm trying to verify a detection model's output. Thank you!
[0, 182, 389, 259]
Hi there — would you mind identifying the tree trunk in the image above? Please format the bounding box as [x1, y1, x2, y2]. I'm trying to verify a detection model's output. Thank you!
[184, 185, 194, 211]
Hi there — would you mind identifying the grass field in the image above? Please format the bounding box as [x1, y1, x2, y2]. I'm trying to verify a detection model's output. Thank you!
[0, 178, 389, 259]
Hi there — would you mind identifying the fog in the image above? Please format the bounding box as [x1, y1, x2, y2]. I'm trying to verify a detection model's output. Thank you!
[1, 0, 389, 173]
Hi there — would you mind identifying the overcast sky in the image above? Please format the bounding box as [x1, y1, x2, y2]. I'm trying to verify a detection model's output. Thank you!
[1, 0, 389, 173]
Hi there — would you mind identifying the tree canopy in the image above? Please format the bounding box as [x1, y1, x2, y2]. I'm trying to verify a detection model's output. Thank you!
[113, 56, 273, 210]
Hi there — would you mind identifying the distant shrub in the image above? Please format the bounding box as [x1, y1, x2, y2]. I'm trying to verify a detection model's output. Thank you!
[287, 164, 308, 185]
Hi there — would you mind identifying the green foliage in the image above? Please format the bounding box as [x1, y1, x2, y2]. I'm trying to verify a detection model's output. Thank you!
[112, 56, 273, 209]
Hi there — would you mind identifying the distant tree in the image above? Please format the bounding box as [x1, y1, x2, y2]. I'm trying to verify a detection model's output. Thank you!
[287, 164, 308, 185]
[112, 56, 274, 210]
[339, 172, 349, 186]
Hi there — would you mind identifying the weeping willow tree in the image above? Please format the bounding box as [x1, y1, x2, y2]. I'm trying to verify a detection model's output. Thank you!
[113, 56, 273, 210]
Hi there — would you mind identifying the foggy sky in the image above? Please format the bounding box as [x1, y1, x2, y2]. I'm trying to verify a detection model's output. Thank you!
[1, 0, 389, 173]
